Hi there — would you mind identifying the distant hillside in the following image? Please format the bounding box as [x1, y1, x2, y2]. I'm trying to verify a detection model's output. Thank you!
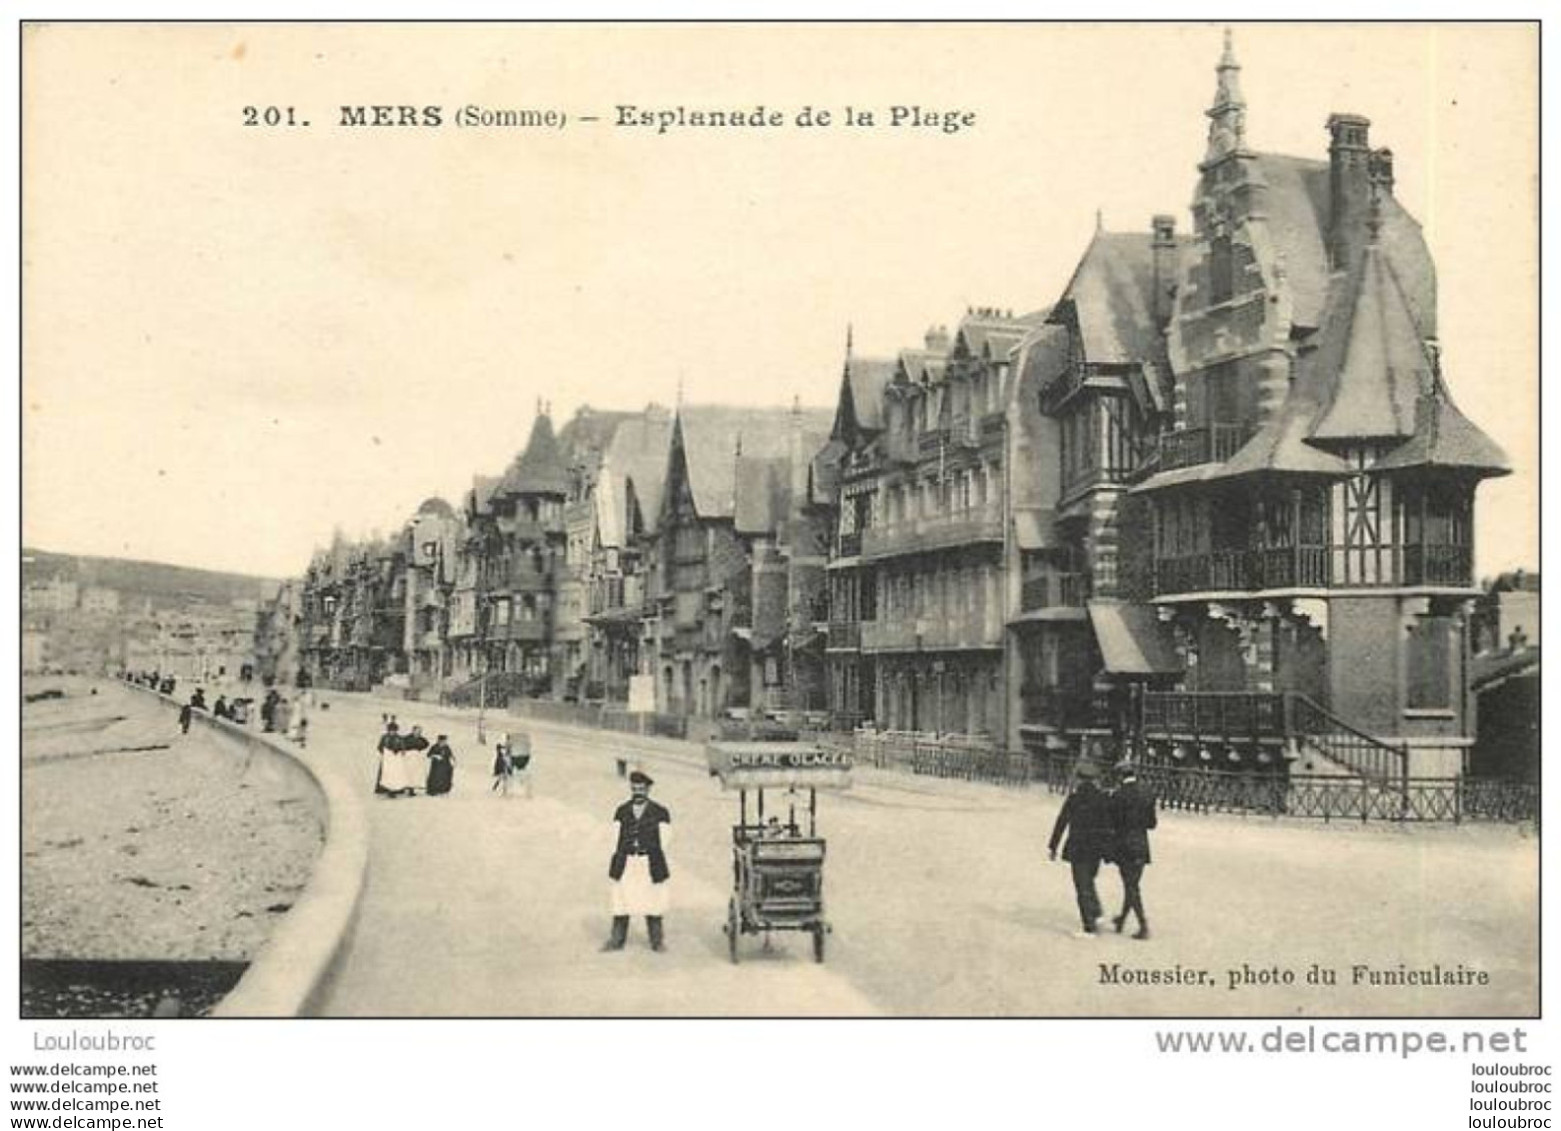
[21, 548, 281, 609]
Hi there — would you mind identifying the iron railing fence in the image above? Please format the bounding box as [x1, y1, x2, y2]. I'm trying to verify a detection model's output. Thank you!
[838, 733, 1535, 825]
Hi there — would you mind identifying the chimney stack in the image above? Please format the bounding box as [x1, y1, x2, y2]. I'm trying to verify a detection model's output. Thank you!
[925, 325, 951, 353]
[1151, 214, 1177, 327]
[1327, 113, 1372, 270]
[1369, 147, 1395, 194]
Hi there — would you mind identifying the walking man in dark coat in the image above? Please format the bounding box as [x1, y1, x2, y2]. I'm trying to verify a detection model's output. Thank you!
[602, 770, 672, 953]
[1109, 761, 1158, 940]
[1047, 761, 1113, 936]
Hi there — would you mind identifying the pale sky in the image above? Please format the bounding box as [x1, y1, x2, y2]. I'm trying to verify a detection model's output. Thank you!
[21, 22, 1537, 580]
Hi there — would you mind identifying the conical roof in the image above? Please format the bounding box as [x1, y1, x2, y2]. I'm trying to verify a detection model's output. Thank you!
[1310, 239, 1428, 442]
[1373, 387, 1511, 478]
[500, 412, 568, 496]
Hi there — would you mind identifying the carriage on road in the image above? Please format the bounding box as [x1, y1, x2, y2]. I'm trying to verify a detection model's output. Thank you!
[706, 738, 853, 963]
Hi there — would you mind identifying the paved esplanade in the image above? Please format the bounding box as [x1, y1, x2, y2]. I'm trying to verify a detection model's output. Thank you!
[296, 694, 1535, 1017]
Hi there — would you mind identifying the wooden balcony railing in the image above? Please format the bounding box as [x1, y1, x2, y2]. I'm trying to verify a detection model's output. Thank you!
[1157, 424, 1253, 471]
[1401, 544, 1473, 587]
[1154, 542, 1471, 595]
[837, 531, 863, 559]
[860, 508, 1003, 561]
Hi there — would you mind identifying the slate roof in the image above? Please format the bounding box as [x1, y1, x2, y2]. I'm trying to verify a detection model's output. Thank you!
[1252, 153, 1435, 335]
[809, 438, 848, 505]
[415, 496, 455, 519]
[557, 408, 640, 468]
[953, 309, 1048, 363]
[467, 475, 501, 515]
[839, 357, 896, 433]
[1057, 231, 1177, 365]
[674, 405, 833, 522]
[733, 456, 793, 535]
[1371, 388, 1511, 477]
[1310, 239, 1430, 441]
[594, 410, 675, 546]
[1013, 322, 1071, 402]
[1470, 646, 1539, 695]
[893, 347, 946, 385]
[499, 412, 568, 496]
[1145, 230, 1502, 490]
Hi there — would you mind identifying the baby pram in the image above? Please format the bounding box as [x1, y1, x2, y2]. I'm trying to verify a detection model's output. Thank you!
[491, 732, 534, 799]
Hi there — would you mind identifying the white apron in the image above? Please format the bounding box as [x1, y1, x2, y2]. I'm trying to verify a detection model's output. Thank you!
[609, 822, 673, 916]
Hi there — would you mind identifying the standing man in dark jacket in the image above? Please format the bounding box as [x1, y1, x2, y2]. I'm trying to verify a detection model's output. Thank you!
[1109, 761, 1157, 940]
[603, 770, 673, 953]
[1047, 761, 1113, 935]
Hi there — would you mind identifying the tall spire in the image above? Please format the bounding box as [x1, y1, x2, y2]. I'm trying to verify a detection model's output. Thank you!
[1204, 27, 1247, 165]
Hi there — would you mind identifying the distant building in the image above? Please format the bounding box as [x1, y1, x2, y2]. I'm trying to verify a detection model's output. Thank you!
[645, 404, 832, 718]
[80, 586, 121, 615]
[22, 630, 47, 672]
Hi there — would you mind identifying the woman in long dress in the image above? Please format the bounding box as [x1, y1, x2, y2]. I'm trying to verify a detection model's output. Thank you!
[375, 721, 405, 796]
[425, 735, 455, 796]
[399, 725, 431, 795]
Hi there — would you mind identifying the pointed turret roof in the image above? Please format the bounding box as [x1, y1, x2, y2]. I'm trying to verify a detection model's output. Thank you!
[500, 410, 568, 496]
[1309, 231, 1431, 442]
[1372, 386, 1511, 478]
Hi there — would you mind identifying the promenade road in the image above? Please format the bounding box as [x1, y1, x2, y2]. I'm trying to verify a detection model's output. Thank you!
[278, 692, 1534, 1017]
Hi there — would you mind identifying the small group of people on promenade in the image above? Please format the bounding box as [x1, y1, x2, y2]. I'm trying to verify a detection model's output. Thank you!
[1048, 759, 1158, 940]
[127, 670, 178, 697]
[374, 716, 456, 798]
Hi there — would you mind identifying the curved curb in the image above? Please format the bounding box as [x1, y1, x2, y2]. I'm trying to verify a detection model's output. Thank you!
[123, 684, 368, 1017]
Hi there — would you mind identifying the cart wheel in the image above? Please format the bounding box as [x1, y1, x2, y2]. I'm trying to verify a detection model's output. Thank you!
[811, 923, 826, 963]
[726, 898, 740, 965]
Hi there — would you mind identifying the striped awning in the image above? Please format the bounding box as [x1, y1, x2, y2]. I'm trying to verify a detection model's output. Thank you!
[1087, 600, 1182, 676]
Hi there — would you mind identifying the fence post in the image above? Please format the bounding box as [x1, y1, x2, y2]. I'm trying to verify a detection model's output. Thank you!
[1399, 743, 1410, 823]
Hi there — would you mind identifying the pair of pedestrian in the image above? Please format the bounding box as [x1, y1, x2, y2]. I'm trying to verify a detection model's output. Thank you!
[1047, 760, 1157, 939]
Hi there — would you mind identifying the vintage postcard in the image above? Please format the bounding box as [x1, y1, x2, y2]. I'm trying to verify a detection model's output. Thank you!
[19, 20, 1538, 1044]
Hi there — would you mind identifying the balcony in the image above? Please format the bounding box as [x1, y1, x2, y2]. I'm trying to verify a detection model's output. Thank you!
[1402, 544, 1473, 587]
[1157, 424, 1253, 471]
[1020, 686, 1114, 730]
[836, 531, 863, 559]
[917, 429, 950, 458]
[921, 616, 1003, 650]
[590, 576, 626, 615]
[1153, 542, 1472, 596]
[489, 620, 548, 643]
[861, 620, 921, 651]
[860, 616, 1001, 652]
[1020, 572, 1089, 612]
[826, 621, 862, 651]
[860, 507, 1003, 561]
